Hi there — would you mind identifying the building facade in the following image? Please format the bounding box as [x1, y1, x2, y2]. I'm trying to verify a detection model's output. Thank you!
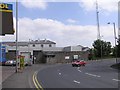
[1, 39, 89, 64]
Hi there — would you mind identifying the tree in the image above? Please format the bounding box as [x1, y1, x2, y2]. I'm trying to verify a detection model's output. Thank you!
[93, 39, 102, 57]
[117, 37, 120, 57]
[92, 39, 112, 58]
[105, 42, 112, 56]
[88, 48, 95, 60]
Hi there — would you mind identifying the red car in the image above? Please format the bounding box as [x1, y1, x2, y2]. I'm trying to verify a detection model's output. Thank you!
[72, 60, 86, 67]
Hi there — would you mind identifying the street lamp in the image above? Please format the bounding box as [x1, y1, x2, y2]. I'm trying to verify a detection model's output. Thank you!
[108, 22, 117, 63]
[15, 0, 18, 73]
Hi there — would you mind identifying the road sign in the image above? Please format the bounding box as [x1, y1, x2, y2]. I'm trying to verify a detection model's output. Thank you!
[0, 3, 14, 35]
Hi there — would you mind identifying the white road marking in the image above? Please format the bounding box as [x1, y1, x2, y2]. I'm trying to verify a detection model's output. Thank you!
[77, 67, 80, 70]
[59, 73, 61, 75]
[112, 79, 120, 82]
[85, 73, 101, 78]
[78, 70, 82, 72]
[73, 80, 80, 84]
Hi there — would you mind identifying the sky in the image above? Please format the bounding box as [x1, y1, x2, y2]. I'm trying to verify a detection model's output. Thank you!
[0, 0, 119, 48]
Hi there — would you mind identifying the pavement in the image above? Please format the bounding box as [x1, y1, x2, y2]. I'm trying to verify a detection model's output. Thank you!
[0, 66, 15, 90]
[2, 64, 49, 89]
[2, 66, 15, 82]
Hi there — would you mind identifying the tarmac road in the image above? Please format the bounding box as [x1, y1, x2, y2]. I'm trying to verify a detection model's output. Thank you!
[37, 59, 120, 89]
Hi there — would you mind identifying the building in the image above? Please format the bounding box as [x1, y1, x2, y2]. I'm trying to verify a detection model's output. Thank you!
[1, 39, 89, 64]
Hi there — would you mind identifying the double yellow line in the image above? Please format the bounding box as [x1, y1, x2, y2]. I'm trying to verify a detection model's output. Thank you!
[33, 71, 44, 90]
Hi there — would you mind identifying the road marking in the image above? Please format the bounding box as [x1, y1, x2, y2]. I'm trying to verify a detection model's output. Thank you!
[73, 80, 80, 84]
[33, 72, 44, 90]
[78, 70, 82, 72]
[77, 67, 80, 70]
[59, 73, 61, 75]
[34, 72, 44, 90]
[112, 79, 120, 82]
[33, 74, 40, 90]
[85, 73, 101, 78]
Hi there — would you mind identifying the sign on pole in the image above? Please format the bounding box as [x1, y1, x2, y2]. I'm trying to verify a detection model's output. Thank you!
[0, 3, 14, 35]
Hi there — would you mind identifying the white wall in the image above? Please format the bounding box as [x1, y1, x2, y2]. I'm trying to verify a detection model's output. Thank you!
[6, 43, 62, 55]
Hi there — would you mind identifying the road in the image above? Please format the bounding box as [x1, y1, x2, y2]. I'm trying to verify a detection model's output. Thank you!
[36, 59, 120, 89]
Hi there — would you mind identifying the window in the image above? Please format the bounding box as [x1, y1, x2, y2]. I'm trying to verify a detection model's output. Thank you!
[49, 44, 52, 47]
[33, 44, 35, 47]
[41, 44, 43, 48]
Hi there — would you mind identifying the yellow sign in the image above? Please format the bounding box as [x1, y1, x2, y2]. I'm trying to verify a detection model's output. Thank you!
[0, 3, 12, 13]
[0, 4, 8, 9]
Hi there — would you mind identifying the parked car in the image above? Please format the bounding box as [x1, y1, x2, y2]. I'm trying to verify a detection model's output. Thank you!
[72, 60, 86, 67]
[1, 61, 6, 66]
[5, 60, 16, 66]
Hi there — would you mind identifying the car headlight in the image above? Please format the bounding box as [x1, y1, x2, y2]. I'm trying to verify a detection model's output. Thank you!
[10, 61, 13, 64]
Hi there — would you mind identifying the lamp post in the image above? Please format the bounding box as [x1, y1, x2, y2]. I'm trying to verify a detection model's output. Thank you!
[108, 22, 117, 63]
[15, 0, 18, 72]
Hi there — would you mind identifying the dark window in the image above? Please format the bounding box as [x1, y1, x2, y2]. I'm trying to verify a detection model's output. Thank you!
[33, 44, 35, 47]
[49, 44, 52, 47]
[41, 44, 43, 47]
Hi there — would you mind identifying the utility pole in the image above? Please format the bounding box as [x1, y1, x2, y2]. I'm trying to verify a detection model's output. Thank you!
[113, 23, 117, 63]
[15, 0, 18, 73]
[108, 22, 117, 63]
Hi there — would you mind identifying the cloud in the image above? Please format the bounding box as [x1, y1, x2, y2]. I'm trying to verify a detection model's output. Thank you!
[1, 18, 116, 47]
[20, 0, 47, 10]
[79, 0, 119, 12]
[66, 19, 78, 24]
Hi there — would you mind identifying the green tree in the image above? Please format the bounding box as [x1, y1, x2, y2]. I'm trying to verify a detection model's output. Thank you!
[111, 47, 115, 56]
[93, 39, 102, 58]
[117, 37, 120, 57]
[88, 48, 95, 60]
[105, 42, 112, 56]
[92, 39, 112, 58]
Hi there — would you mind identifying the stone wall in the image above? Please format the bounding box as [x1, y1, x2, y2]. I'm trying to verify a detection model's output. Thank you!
[44, 51, 89, 64]
[6, 50, 89, 64]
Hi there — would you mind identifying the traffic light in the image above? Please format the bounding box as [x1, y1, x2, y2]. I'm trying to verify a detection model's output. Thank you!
[0, 3, 14, 35]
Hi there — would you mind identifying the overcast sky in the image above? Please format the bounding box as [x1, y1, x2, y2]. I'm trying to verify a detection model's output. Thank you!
[1, 0, 119, 47]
